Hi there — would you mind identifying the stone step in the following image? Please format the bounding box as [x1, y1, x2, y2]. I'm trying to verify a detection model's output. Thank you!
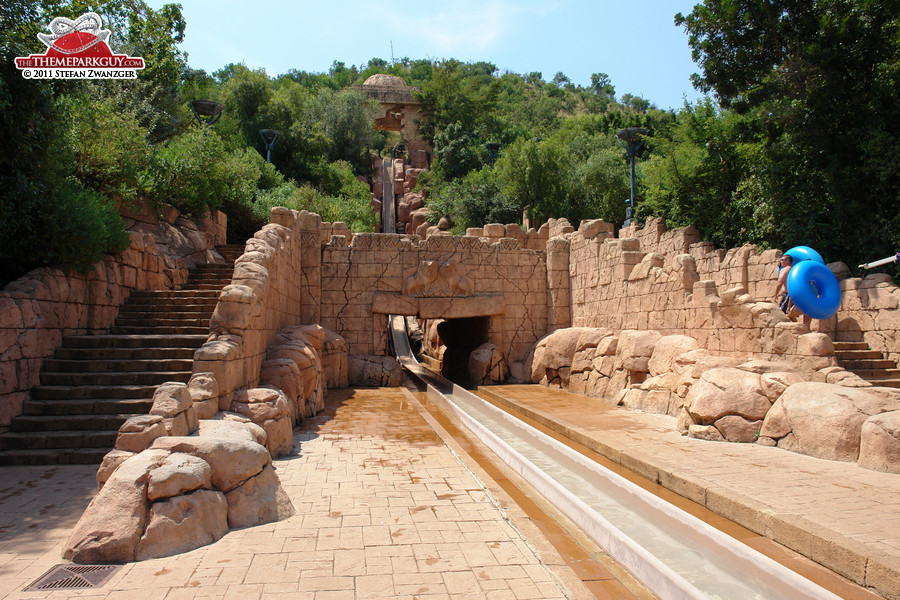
[835, 350, 885, 361]
[23, 398, 153, 416]
[130, 289, 220, 299]
[124, 296, 219, 307]
[850, 369, 900, 380]
[113, 317, 211, 328]
[40, 370, 191, 387]
[42, 358, 193, 373]
[118, 304, 216, 314]
[109, 325, 208, 335]
[53, 346, 197, 360]
[0, 430, 118, 450]
[833, 341, 870, 351]
[839, 359, 897, 370]
[61, 334, 207, 349]
[9, 414, 129, 433]
[868, 379, 900, 389]
[32, 384, 164, 400]
[0, 447, 111, 466]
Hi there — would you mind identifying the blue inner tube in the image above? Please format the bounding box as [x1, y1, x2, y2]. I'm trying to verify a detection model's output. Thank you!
[786, 260, 842, 319]
[784, 245, 825, 265]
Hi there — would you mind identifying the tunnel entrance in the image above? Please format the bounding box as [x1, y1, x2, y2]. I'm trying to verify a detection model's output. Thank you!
[436, 316, 490, 387]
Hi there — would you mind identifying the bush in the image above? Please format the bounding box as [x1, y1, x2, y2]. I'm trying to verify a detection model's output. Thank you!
[0, 177, 130, 285]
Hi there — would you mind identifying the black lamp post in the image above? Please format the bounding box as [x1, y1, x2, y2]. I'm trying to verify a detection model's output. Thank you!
[485, 142, 500, 168]
[189, 100, 224, 128]
[259, 129, 280, 163]
[616, 127, 649, 227]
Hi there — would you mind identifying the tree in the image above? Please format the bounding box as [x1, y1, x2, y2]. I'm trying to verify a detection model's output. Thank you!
[676, 0, 900, 268]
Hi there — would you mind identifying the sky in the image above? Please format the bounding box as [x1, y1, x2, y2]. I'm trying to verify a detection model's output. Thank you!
[146, 0, 707, 111]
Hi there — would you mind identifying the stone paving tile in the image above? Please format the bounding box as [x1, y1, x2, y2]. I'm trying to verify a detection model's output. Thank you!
[0, 387, 585, 600]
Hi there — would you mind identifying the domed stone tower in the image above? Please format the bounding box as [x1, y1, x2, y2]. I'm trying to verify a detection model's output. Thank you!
[355, 74, 431, 165]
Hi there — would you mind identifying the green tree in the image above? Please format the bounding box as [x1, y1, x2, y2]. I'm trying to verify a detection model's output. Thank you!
[676, 0, 900, 268]
[496, 137, 571, 225]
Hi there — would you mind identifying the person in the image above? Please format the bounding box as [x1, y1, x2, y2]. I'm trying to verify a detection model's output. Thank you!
[773, 254, 793, 313]
[773, 253, 812, 328]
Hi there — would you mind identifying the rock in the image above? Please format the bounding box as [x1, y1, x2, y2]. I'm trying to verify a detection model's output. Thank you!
[468, 343, 508, 385]
[858, 411, 900, 473]
[688, 424, 725, 442]
[135, 489, 228, 561]
[760, 372, 807, 402]
[764, 382, 900, 462]
[188, 373, 219, 420]
[617, 330, 662, 372]
[96, 449, 135, 488]
[714, 415, 763, 443]
[150, 382, 193, 418]
[115, 415, 167, 453]
[64, 450, 170, 563]
[259, 359, 303, 422]
[230, 388, 294, 458]
[648, 335, 699, 377]
[685, 368, 770, 425]
[320, 327, 349, 388]
[224, 464, 295, 529]
[147, 453, 212, 501]
[349, 355, 404, 387]
[531, 328, 596, 384]
[150, 436, 270, 493]
[199, 414, 268, 447]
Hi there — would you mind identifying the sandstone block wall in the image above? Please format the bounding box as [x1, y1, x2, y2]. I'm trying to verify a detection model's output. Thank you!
[568, 216, 893, 365]
[0, 207, 226, 427]
[321, 233, 548, 366]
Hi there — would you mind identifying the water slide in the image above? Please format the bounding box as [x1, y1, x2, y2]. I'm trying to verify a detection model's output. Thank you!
[380, 160, 839, 600]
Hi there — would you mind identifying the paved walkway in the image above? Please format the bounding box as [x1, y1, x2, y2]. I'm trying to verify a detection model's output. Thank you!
[478, 384, 900, 600]
[0, 388, 598, 600]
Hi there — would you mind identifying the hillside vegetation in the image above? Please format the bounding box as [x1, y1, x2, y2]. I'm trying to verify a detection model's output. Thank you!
[1, 0, 897, 286]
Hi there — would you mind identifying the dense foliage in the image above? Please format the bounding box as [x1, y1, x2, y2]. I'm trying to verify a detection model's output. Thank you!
[2, 0, 897, 286]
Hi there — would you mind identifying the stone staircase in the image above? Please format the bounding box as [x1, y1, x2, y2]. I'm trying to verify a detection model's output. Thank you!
[834, 341, 900, 389]
[0, 244, 244, 466]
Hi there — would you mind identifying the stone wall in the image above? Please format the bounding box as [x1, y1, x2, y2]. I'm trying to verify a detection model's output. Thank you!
[567, 216, 874, 364]
[193, 208, 320, 410]
[0, 206, 226, 427]
[837, 274, 900, 364]
[320, 232, 548, 367]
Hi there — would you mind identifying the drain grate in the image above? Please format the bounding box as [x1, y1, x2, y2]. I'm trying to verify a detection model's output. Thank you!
[24, 564, 120, 591]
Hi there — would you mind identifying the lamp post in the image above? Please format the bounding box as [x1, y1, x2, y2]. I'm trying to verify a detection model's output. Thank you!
[258, 129, 280, 163]
[485, 142, 500, 168]
[189, 100, 224, 128]
[616, 127, 649, 227]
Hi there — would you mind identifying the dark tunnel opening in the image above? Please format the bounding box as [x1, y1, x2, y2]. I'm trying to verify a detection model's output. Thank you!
[436, 316, 490, 387]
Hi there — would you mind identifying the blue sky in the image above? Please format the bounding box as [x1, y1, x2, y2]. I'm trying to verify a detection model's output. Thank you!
[146, 0, 707, 111]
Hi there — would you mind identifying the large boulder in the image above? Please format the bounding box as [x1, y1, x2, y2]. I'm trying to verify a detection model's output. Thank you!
[349, 355, 404, 387]
[648, 335, 699, 377]
[468, 343, 508, 385]
[115, 415, 167, 453]
[150, 435, 270, 493]
[224, 463, 296, 529]
[135, 489, 228, 561]
[230, 388, 294, 458]
[684, 367, 771, 442]
[761, 382, 900, 462]
[531, 327, 596, 386]
[859, 410, 900, 473]
[64, 449, 170, 563]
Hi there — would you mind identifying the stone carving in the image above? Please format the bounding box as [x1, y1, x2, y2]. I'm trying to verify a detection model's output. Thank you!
[403, 256, 474, 297]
